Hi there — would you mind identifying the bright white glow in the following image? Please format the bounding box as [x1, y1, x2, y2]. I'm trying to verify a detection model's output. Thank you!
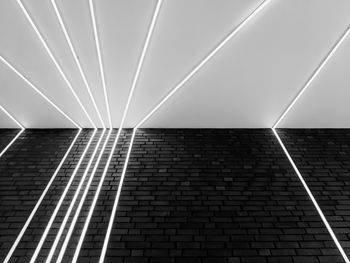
[16, 0, 96, 128]
[272, 129, 350, 263]
[57, 129, 112, 263]
[0, 104, 25, 159]
[50, 0, 106, 129]
[273, 26, 350, 129]
[30, 130, 97, 263]
[46, 129, 105, 262]
[89, 0, 112, 128]
[0, 55, 80, 129]
[135, 0, 272, 129]
[3, 129, 81, 263]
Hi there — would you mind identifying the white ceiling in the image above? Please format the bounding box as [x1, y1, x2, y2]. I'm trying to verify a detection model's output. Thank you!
[0, 0, 349, 128]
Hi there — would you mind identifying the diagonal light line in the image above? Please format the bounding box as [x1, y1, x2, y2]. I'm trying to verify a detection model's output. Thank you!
[50, 0, 106, 129]
[0, 104, 25, 159]
[57, 129, 112, 263]
[271, 26, 350, 263]
[272, 129, 350, 263]
[46, 129, 105, 262]
[30, 129, 97, 263]
[135, 0, 271, 129]
[273, 26, 350, 129]
[3, 129, 81, 263]
[89, 0, 112, 128]
[0, 55, 80, 129]
[16, 0, 96, 128]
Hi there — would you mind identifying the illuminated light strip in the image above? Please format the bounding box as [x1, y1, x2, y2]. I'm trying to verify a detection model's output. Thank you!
[135, 0, 272, 129]
[89, 0, 112, 128]
[45, 129, 105, 262]
[0, 105, 25, 158]
[0, 56, 80, 129]
[56, 129, 112, 263]
[50, 0, 106, 129]
[273, 26, 350, 129]
[272, 27, 350, 263]
[30, 130, 97, 263]
[16, 0, 96, 129]
[3, 129, 81, 263]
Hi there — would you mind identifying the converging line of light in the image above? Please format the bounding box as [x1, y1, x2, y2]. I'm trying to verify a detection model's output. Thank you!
[272, 26, 350, 263]
[16, 0, 96, 128]
[0, 104, 25, 159]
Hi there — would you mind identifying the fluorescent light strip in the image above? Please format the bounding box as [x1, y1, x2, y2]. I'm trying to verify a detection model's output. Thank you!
[272, 129, 350, 263]
[89, 0, 112, 128]
[0, 104, 25, 158]
[16, 0, 96, 129]
[46, 129, 105, 262]
[30, 130, 97, 263]
[50, 0, 106, 129]
[57, 129, 112, 263]
[273, 26, 350, 129]
[0, 56, 80, 129]
[3, 129, 81, 263]
[135, 0, 271, 129]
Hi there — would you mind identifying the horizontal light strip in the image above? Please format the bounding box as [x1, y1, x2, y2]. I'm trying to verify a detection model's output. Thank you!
[272, 129, 350, 263]
[57, 129, 112, 263]
[89, 0, 112, 128]
[135, 0, 271, 129]
[3, 129, 81, 263]
[46, 129, 105, 262]
[0, 55, 80, 129]
[273, 26, 350, 129]
[16, 0, 96, 128]
[30, 130, 97, 263]
[51, 0, 106, 129]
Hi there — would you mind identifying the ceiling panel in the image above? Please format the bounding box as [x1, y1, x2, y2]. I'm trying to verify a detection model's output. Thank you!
[141, 0, 350, 128]
[0, 108, 20, 129]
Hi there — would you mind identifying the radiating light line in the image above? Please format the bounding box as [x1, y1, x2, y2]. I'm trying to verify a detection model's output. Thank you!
[30, 130, 97, 263]
[50, 0, 106, 129]
[46, 129, 105, 262]
[135, 0, 271, 129]
[89, 0, 112, 128]
[57, 129, 112, 263]
[273, 26, 350, 129]
[0, 104, 25, 159]
[272, 129, 350, 263]
[3, 129, 81, 263]
[271, 26, 350, 263]
[0, 55, 80, 129]
[16, 0, 96, 128]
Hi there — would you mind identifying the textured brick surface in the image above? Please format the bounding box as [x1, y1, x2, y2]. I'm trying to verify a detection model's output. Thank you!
[0, 129, 349, 263]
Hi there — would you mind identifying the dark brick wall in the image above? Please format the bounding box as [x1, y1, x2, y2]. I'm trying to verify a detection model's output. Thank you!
[0, 129, 349, 263]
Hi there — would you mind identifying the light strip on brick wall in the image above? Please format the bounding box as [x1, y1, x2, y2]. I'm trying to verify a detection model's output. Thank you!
[3, 129, 81, 263]
[272, 26, 350, 263]
[16, 0, 96, 128]
[135, 0, 271, 129]
[0, 104, 25, 158]
[30, 130, 97, 263]
[51, 0, 106, 128]
[45, 129, 106, 263]
[0, 56, 80, 129]
[89, 0, 112, 128]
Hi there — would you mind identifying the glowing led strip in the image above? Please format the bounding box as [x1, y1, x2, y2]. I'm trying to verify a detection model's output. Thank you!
[272, 27, 350, 263]
[50, 0, 106, 128]
[0, 56, 79, 129]
[56, 129, 112, 263]
[16, 0, 96, 128]
[3, 129, 81, 263]
[30, 130, 97, 263]
[89, 0, 112, 128]
[0, 105, 25, 158]
[45, 129, 105, 262]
